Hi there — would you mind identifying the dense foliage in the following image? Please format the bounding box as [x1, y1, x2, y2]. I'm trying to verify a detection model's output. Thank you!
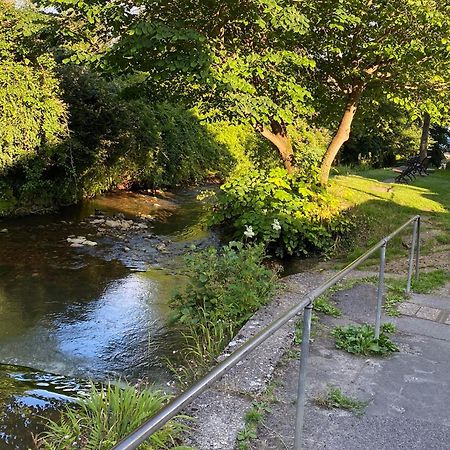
[57, 66, 232, 197]
[171, 242, 277, 328]
[0, 4, 235, 212]
[0, 58, 66, 174]
[210, 168, 353, 256]
[2, 0, 449, 222]
[167, 242, 277, 384]
[303, 0, 450, 183]
[37, 0, 450, 185]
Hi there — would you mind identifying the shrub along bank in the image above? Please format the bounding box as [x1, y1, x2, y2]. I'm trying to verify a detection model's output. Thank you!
[209, 167, 354, 257]
[168, 242, 278, 385]
[0, 65, 237, 214]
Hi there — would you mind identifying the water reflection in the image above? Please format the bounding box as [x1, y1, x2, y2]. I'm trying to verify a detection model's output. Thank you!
[0, 189, 208, 380]
[0, 265, 180, 380]
[0, 364, 87, 450]
[0, 188, 211, 446]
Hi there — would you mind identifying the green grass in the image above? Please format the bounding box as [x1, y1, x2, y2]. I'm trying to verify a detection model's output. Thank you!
[314, 295, 342, 317]
[413, 269, 450, 293]
[236, 382, 279, 450]
[330, 168, 450, 263]
[315, 386, 368, 415]
[383, 269, 450, 316]
[384, 280, 406, 316]
[166, 320, 234, 387]
[237, 400, 271, 450]
[37, 383, 191, 450]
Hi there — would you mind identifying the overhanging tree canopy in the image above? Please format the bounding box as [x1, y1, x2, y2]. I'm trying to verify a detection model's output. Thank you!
[35, 0, 450, 183]
[35, 0, 316, 172]
[303, 0, 450, 183]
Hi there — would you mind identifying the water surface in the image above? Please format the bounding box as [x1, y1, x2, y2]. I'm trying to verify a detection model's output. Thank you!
[0, 188, 214, 448]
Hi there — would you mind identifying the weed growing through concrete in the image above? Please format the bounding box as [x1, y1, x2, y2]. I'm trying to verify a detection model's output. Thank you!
[315, 386, 368, 415]
[237, 401, 270, 450]
[314, 295, 342, 317]
[235, 381, 283, 450]
[384, 269, 450, 316]
[332, 323, 398, 356]
[384, 280, 407, 316]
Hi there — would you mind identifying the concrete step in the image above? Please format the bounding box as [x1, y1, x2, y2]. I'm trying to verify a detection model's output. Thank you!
[409, 293, 450, 310]
[396, 293, 450, 328]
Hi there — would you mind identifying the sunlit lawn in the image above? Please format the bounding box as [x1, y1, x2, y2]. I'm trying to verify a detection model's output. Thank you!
[330, 167, 449, 262]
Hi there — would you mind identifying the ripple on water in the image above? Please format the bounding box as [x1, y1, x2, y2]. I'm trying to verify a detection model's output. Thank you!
[0, 189, 215, 447]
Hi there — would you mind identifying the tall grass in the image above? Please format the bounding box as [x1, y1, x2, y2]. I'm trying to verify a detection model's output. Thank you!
[167, 318, 234, 387]
[36, 383, 190, 450]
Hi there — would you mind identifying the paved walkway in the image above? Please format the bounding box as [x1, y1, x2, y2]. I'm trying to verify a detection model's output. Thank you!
[253, 281, 450, 450]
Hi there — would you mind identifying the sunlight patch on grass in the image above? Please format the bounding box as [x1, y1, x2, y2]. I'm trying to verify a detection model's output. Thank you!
[330, 169, 449, 263]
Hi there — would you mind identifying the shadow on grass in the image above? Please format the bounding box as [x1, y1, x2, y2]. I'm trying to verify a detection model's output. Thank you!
[331, 169, 450, 265]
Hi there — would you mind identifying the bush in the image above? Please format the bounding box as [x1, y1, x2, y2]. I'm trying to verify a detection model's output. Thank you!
[171, 242, 277, 329]
[0, 58, 67, 175]
[168, 242, 277, 385]
[289, 121, 330, 173]
[1, 63, 234, 212]
[138, 103, 232, 188]
[207, 121, 279, 177]
[38, 383, 188, 450]
[210, 167, 353, 257]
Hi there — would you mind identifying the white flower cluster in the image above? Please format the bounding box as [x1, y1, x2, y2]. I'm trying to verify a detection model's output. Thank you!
[272, 219, 281, 231]
[244, 225, 255, 238]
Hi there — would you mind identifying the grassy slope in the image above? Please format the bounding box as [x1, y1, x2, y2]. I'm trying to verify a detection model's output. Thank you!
[330, 168, 449, 263]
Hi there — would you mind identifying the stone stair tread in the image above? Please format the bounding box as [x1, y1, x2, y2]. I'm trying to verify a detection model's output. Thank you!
[409, 293, 450, 310]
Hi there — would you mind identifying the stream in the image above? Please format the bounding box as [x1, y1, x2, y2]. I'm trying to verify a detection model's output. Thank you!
[0, 188, 218, 449]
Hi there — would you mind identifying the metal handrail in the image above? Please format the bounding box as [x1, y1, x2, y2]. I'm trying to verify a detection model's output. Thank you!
[113, 215, 421, 450]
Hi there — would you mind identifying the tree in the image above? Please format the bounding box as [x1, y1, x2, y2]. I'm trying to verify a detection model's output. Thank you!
[35, 0, 315, 173]
[36, 0, 450, 183]
[303, 0, 450, 184]
[0, 3, 67, 174]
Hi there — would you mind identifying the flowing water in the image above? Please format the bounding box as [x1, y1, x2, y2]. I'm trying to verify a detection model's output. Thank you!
[0, 188, 216, 449]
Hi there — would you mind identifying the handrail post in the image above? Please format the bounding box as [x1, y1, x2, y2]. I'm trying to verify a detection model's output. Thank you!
[406, 218, 419, 294]
[111, 215, 421, 450]
[294, 302, 313, 450]
[415, 216, 421, 281]
[375, 241, 387, 340]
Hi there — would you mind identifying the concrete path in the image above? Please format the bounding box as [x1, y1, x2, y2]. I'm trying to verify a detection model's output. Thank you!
[253, 282, 450, 450]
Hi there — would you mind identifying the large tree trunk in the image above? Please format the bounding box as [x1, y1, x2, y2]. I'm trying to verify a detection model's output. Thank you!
[319, 86, 364, 185]
[259, 121, 294, 173]
[419, 112, 431, 160]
